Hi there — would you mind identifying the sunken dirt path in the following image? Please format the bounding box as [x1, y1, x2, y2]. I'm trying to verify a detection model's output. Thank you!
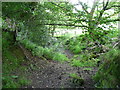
[20, 45, 98, 88]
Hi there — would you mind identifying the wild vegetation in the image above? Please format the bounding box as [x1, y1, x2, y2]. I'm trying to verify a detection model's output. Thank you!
[2, 0, 120, 88]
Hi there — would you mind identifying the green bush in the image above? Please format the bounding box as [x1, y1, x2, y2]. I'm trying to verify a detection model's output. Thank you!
[93, 48, 120, 88]
[22, 40, 36, 51]
[32, 46, 44, 57]
[21, 39, 68, 61]
[43, 48, 54, 59]
[73, 51, 97, 61]
[53, 52, 68, 61]
[71, 58, 99, 67]
[65, 35, 88, 54]
[72, 45, 81, 54]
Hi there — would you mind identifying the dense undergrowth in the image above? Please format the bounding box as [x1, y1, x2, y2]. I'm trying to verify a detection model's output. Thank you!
[94, 48, 120, 88]
[20, 39, 68, 62]
[2, 28, 119, 88]
[2, 1, 120, 88]
[63, 29, 120, 88]
[2, 30, 69, 88]
[65, 29, 118, 54]
[2, 32, 30, 88]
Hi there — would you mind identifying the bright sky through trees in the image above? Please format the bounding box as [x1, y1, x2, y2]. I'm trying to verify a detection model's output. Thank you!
[69, 0, 93, 13]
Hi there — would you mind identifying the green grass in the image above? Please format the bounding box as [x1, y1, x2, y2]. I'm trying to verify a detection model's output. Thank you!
[2, 75, 30, 88]
[70, 52, 100, 67]
[69, 73, 79, 78]
[20, 39, 68, 62]
[93, 48, 120, 88]
[53, 52, 68, 62]
[2, 48, 30, 88]
[69, 73, 84, 85]
[70, 58, 99, 67]
[18, 76, 31, 86]
[2, 32, 30, 88]
[65, 34, 89, 54]
[65, 29, 118, 54]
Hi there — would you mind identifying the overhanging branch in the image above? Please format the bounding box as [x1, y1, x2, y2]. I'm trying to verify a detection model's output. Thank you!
[96, 0, 109, 25]
[78, 0, 89, 14]
[36, 23, 88, 28]
[50, 2, 71, 11]
[106, 5, 120, 10]
[102, 18, 120, 23]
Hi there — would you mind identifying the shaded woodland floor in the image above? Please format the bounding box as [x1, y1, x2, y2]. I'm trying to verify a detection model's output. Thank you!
[16, 45, 98, 88]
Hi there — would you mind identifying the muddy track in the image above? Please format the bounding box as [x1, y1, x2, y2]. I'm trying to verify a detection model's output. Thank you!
[19, 45, 97, 88]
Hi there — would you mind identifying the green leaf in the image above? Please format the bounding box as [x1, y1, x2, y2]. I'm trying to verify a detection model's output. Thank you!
[11, 75, 18, 79]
